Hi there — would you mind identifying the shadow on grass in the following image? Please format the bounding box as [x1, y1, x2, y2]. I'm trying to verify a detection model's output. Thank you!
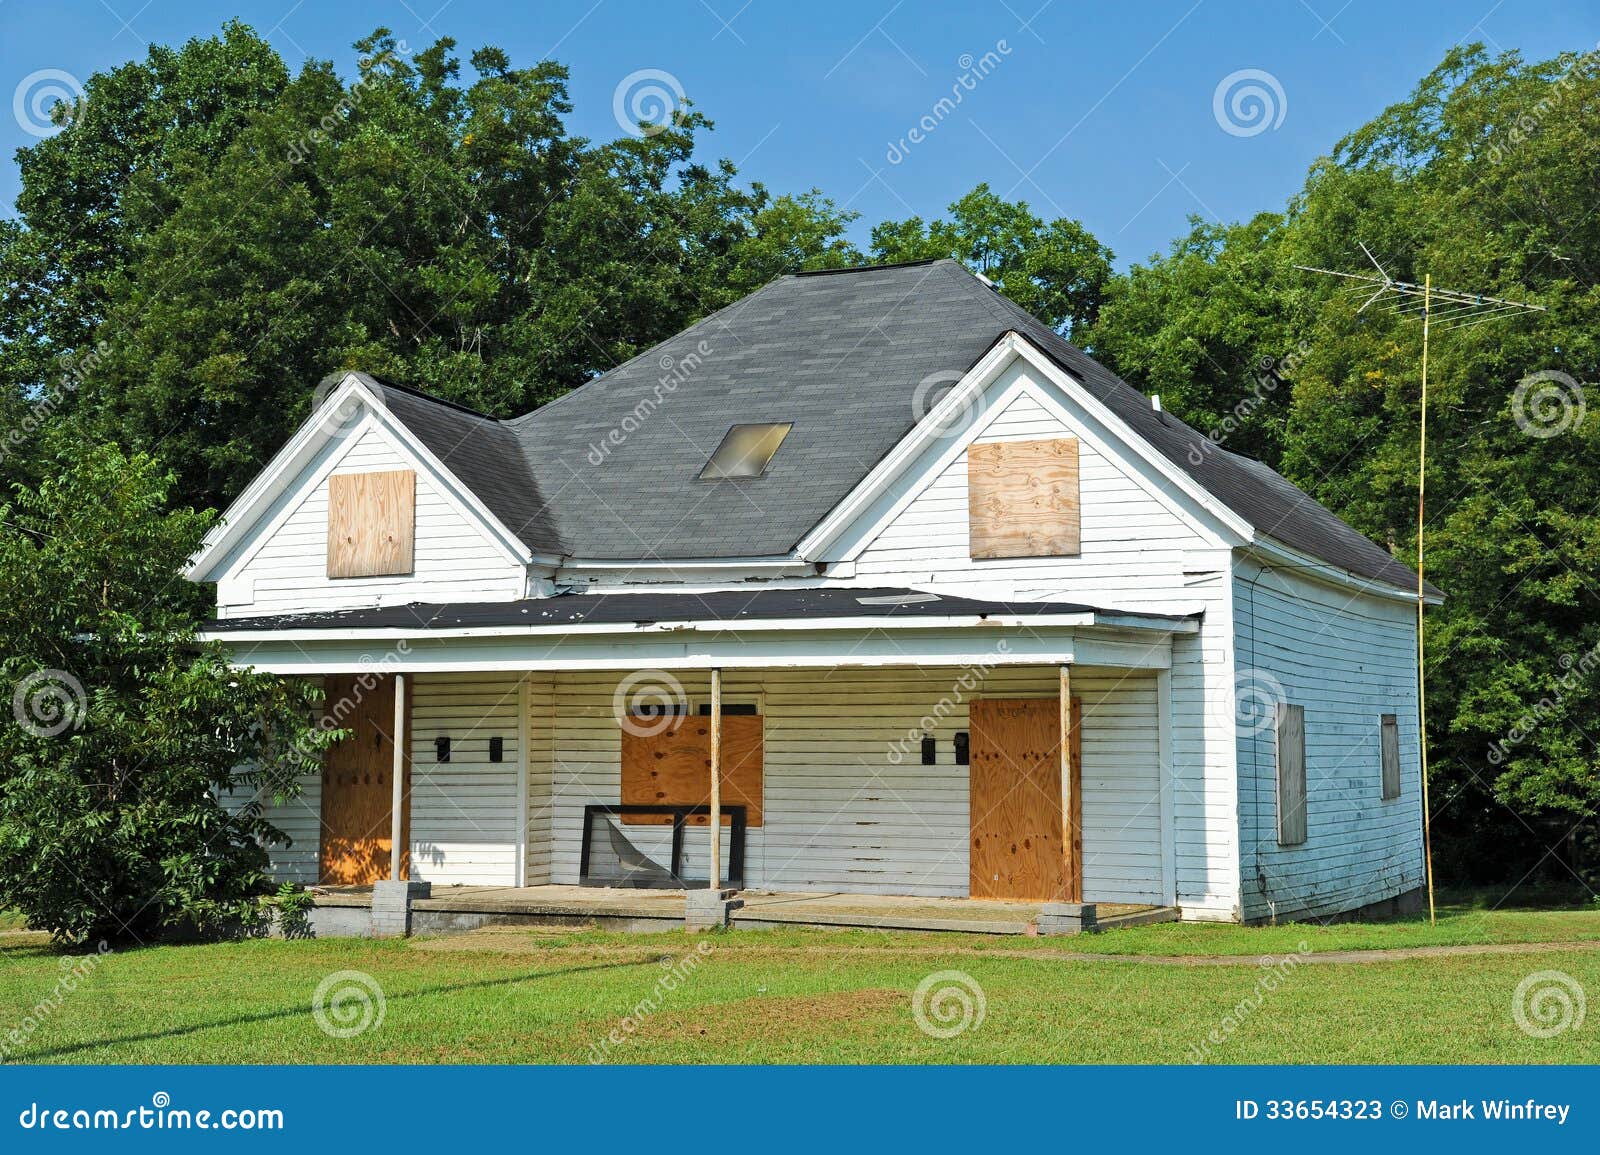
[21, 958, 654, 1062]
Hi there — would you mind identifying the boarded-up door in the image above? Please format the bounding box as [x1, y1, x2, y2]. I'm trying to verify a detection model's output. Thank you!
[319, 674, 411, 884]
[969, 697, 1082, 901]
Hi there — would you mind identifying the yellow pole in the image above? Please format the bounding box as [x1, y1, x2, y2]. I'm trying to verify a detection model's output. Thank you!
[1418, 274, 1436, 926]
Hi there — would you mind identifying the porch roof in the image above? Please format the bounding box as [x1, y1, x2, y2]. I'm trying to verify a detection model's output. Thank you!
[204, 586, 1199, 637]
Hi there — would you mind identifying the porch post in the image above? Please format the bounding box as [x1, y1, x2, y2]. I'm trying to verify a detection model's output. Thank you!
[708, 666, 722, 888]
[390, 671, 406, 881]
[1059, 664, 1078, 902]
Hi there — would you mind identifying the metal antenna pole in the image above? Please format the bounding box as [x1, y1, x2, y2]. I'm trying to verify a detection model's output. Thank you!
[1294, 250, 1544, 926]
[1418, 274, 1435, 926]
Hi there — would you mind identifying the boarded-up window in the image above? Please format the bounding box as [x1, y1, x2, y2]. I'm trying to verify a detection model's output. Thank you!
[327, 470, 415, 578]
[1276, 703, 1307, 846]
[967, 437, 1080, 559]
[1380, 713, 1401, 800]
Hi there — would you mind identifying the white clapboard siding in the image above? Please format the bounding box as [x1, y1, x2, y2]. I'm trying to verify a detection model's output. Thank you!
[543, 666, 1164, 902]
[843, 371, 1239, 917]
[407, 672, 524, 886]
[525, 675, 555, 885]
[1234, 563, 1424, 920]
[220, 766, 323, 885]
[217, 422, 525, 618]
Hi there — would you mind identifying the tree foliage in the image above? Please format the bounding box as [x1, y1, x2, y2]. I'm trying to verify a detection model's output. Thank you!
[871, 183, 1114, 338]
[0, 444, 333, 942]
[0, 23, 860, 509]
[1091, 44, 1600, 881]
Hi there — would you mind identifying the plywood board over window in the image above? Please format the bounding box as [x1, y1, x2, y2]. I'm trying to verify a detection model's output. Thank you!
[327, 469, 415, 578]
[1380, 713, 1401, 800]
[620, 714, 764, 826]
[1276, 702, 1307, 845]
[968, 437, 1080, 558]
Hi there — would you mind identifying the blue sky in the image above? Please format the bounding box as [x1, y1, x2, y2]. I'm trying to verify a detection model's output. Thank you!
[2, 1, 1595, 268]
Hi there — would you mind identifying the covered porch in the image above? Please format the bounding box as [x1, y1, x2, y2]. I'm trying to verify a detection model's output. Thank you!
[208, 587, 1197, 932]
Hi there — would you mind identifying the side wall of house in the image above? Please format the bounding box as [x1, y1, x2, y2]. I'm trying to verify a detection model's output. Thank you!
[834, 363, 1241, 919]
[1232, 560, 1425, 920]
[213, 419, 525, 618]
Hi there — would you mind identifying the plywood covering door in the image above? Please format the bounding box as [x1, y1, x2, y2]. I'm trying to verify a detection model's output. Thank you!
[319, 674, 411, 884]
[969, 697, 1082, 901]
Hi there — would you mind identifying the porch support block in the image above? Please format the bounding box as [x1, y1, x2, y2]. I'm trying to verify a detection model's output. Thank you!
[370, 879, 431, 938]
[1036, 901, 1098, 936]
[684, 887, 742, 931]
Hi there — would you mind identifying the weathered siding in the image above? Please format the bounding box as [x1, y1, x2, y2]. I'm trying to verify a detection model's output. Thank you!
[1233, 561, 1425, 920]
[840, 367, 1239, 918]
[541, 666, 1164, 902]
[525, 674, 555, 885]
[216, 420, 525, 618]
[223, 766, 323, 885]
[407, 672, 524, 886]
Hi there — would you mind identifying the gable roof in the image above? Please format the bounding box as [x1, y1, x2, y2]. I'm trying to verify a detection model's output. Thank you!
[325, 260, 1433, 594]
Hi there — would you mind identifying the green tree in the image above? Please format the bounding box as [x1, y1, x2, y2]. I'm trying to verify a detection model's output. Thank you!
[0, 444, 333, 942]
[1090, 44, 1600, 882]
[2, 24, 859, 510]
[871, 183, 1114, 337]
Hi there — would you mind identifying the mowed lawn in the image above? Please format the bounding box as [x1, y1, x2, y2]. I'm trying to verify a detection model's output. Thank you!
[2, 902, 1598, 1064]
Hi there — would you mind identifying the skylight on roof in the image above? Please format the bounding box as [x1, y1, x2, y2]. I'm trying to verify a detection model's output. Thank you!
[699, 423, 792, 479]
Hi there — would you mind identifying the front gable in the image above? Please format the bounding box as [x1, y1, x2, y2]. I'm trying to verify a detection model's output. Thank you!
[812, 339, 1244, 604]
[190, 378, 531, 618]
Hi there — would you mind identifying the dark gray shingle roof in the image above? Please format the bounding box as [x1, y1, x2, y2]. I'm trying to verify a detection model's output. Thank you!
[352, 259, 1432, 595]
[209, 587, 1191, 633]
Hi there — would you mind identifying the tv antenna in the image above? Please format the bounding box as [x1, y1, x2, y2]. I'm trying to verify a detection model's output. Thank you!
[1295, 244, 1545, 925]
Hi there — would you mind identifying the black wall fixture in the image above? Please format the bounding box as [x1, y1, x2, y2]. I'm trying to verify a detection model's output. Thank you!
[435, 736, 451, 763]
[920, 734, 937, 765]
[954, 731, 970, 765]
[489, 736, 504, 763]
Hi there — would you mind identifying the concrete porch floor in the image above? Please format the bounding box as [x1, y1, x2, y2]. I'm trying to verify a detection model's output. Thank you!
[311, 883, 1179, 935]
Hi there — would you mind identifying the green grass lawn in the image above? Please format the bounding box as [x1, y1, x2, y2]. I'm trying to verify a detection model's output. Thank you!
[2, 900, 1597, 1064]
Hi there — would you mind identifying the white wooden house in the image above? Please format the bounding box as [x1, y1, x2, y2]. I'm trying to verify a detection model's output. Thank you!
[189, 259, 1437, 925]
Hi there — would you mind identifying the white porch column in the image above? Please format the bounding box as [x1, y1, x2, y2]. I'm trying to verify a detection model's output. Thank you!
[390, 671, 406, 881]
[708, 666, 722, 888]
[1059, 664, 1078, 900]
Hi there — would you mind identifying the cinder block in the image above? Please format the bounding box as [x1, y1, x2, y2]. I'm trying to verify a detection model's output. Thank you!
[1035, 902, 1098, 936]
[370, 879, 432, 938]
[684, 887, 743, 931]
